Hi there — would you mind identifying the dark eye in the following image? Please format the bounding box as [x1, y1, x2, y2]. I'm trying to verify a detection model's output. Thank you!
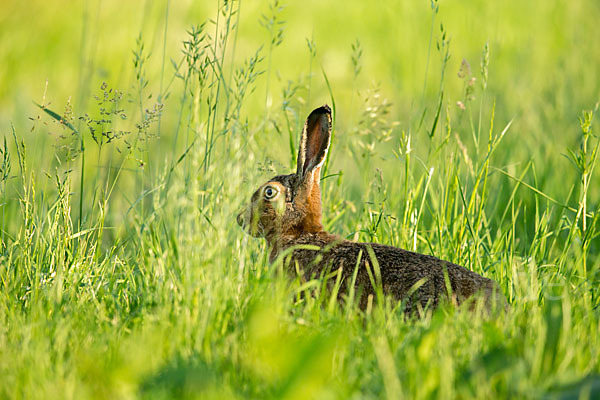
[263, 186, 278, 200]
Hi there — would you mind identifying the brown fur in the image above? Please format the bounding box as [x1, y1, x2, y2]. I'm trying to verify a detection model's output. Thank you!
[297, 168, 324, 234]
[238, 105, 506, 314]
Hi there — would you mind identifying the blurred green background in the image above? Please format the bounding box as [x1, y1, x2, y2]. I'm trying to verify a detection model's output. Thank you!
[2, 0, 599, 149]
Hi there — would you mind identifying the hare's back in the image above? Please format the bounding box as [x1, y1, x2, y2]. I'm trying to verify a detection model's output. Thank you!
[283, 234, 499, 307]
[349, 242, 497, 305]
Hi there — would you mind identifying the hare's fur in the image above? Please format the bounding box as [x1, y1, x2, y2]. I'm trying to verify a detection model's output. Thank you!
[238, 105, 505, 312]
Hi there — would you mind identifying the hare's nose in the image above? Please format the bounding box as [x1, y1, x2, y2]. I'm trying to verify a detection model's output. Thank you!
[236, 211, 245, 227]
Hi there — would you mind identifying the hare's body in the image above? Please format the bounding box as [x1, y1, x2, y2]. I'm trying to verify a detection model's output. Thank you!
[238, 105, 505, 312]
[275, 232, 503, 311]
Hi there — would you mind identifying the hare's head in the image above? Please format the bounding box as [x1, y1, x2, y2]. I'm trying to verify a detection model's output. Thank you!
[237, 105, 332, 244]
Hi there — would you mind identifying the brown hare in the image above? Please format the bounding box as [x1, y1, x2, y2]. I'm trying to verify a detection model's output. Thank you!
[237, 105, 506, 313]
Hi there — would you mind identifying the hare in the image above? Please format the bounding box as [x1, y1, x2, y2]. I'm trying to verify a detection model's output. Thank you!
[237, 105, 506, 313]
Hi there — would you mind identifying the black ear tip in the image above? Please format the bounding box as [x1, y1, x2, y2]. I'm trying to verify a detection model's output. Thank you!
[310, 104, 332, 117]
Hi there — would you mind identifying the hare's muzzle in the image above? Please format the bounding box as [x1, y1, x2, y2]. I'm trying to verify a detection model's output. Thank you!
[236, 210, 246, 227]
[237, 207, 253, 229]
[237, 207, 263, 237]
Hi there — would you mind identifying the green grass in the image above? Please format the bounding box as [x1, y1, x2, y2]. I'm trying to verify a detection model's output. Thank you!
[1, 0, 600, 398]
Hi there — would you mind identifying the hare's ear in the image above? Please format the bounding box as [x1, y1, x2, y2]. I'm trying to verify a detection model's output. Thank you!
[296, 105, 332, 182]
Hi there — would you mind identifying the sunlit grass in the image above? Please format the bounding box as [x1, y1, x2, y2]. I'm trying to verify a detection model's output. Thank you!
[0, 0, 599, 399]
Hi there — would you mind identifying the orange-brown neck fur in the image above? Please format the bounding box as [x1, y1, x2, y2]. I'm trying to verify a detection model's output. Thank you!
[296, 168, 324, 234]
[266, 169, 327, 261]
[301, 178, 323, 233]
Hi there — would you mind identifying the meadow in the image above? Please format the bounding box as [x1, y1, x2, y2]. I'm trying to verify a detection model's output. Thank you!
[1, 0, 599, 398]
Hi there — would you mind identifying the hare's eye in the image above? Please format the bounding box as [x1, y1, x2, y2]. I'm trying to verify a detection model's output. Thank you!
[263, 186, 278, 200]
